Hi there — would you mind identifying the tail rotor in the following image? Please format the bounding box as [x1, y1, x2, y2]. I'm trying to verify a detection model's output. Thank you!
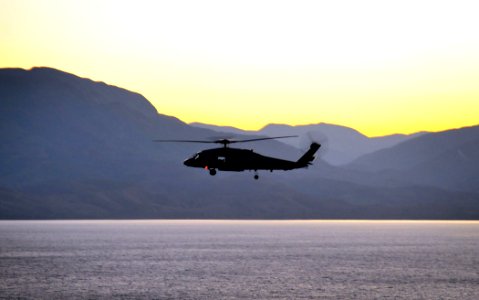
[299, 131, 329, 161]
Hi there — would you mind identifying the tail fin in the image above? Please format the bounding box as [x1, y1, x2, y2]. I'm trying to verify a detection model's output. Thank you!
[296, 142, 321, 167]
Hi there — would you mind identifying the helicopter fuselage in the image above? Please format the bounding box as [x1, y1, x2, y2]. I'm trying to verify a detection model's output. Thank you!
[184, 147, 299, 172]
[183, 142, 320, 179]
[154, 134, 320, 179]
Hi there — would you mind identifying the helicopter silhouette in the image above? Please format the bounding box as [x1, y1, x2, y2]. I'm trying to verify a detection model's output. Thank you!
[155, 136, 320, 179]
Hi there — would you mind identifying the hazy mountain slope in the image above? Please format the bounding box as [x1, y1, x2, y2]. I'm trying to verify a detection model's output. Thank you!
[0, 67, 212, 188]
[405, 138, 479, 191]
[350, 126, 479, 171]
[347, 126, 479, 192]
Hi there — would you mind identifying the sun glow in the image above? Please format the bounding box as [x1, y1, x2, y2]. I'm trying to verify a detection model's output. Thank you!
[1, 0, 479, 136]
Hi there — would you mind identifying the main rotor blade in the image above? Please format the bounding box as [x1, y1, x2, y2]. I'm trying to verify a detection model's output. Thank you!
[153, 139, 217, 143]
[229, 135, 298, 143]
[154, 135, 298, 145]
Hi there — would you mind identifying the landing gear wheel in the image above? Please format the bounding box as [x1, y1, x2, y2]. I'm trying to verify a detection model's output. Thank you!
[209, 169, 217, 176]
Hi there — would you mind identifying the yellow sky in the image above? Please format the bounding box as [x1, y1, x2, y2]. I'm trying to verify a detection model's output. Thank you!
[1, 0, 478, 136]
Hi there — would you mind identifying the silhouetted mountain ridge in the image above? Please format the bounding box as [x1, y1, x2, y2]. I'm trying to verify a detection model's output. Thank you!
[348, 126, 479, 193]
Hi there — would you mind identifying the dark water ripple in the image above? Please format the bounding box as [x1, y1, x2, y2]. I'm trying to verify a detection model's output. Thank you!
[1, 220, 478, 299]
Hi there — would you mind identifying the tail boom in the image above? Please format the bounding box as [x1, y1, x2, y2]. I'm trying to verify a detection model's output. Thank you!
[296, 142, 321, 168]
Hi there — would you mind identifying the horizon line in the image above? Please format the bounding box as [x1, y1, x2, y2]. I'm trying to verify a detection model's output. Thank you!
[186, 120, 479, 138]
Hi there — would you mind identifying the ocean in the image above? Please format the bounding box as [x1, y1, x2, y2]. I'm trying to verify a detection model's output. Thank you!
[1, 220, 478, 299]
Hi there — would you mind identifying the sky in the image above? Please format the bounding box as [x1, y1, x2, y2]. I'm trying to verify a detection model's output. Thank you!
[1, 0, 478, 136]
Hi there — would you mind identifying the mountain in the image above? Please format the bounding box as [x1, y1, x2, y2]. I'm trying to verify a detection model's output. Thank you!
[0, 67, 208, 187]
[1, 67, 478, 219]
[347, 126, 479, 193]
[190, 122, 424, 165]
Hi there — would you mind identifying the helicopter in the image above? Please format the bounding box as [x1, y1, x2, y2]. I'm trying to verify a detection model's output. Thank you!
[154, 136, 320, 180]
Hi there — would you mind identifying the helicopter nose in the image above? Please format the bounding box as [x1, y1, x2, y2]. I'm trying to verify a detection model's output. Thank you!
[183, 158, 193, 166]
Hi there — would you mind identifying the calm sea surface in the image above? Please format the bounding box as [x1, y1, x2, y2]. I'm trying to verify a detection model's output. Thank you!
[1, 220, 478, 299]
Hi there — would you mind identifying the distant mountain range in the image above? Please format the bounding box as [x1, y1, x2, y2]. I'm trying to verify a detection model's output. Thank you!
[1, 67, 478, 219]
[191, 122, 426, 165]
